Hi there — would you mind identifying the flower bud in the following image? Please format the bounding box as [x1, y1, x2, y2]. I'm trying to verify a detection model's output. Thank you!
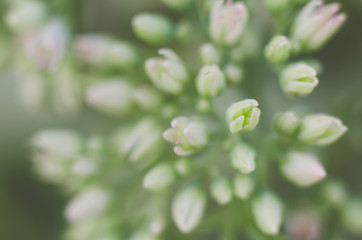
[73, 34, 138, 71]
[172, 185, 206, 233]
[163, 117, 208, 156]
[113, 118, 164, 168]
[86, 79, 133, 115]
[199, 43, 221, 65]
[252, 191, 283, 235]
[233, 174, 254, 199]
[162, 0, 191, 10]
[230, 143, 256, 174]
[287, 210, 321, 240]
[273, 112, 300, 137]
[298, 114, 347, 146]
[31, 130, 82, 158]
[280, 62, 319, 98]
[264, 35, 291, 63]
[209, 0, 248, 46]
[145, 49, 188, 94]
[281, 152, 326, 187]
[71, 156, 99, 177]
[143, 162, 176, 191]
[224, 63, 244, 84]
[226, 99, 261, 134]
[210, 176, 233, 205]
[65, 187, 111, 222]
[196, 65, 226, 98]
[132, 13, 173, 45]
[292, 0, 346, 51]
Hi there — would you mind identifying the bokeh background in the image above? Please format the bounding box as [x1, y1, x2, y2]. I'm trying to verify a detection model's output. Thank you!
[0, 0, 362, 239]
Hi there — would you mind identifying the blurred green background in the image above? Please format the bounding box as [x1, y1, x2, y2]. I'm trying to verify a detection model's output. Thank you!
[0, 0, 362, 239]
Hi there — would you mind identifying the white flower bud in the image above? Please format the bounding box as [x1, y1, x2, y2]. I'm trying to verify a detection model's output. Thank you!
[281, 152, 326, 187]
[145, 49, 188, 94]
[210, 176, 233, 205]
[73, 34, 138, 70]
[264, 35, 291, 63]
[163, 117, 208, 156]
[71, 156, 99, 177]
[86, 79, 133, 115]
[292, 0, 346, 51]
[199, 43, 221, 65]
[224, 63, 244, 84]
[132, 13, 173, 45]
[113, 118, 164, 168]
[31, 130, 82, 158]
[280, 62, 319, 98]
[209, 0, 248, 46]
[233, 174, 254, 199]
[298, 114, 347, 146]
[196, 65, 226, 98]
[172, 185, 206, 233]
[252, 191, 283, 235]
[162, 0, 191, 10]
[273, 112, 300, 137]
[65, 187, 111, 222]
[5, 1, 45, 32]
[226, 99, 261, 134]
[230, 143, 256, 174]
[143, 162, 176, 191]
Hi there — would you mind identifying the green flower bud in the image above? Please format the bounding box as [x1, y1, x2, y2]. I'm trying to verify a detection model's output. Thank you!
[280, 62, 319, 98]
[86, 79, 133, 115]
[196, 65, 226, 98]
[175, 21, 193, 41]
[226, 99, 261, 134]
[65, 187, 111, 222]
[209, 0, 248, 46]
[132, 13, 173, 45]
[113, 118, 164, 168]
[133, 86, 162, 110]
[74, 34, 138, 71]
[145, 49, 188, 94]
[252, 191, 283, 235]
[163, 117, 208, 156]
[273, 112, 300, 137]
[264, 35, 291, 63]
[298, 114, 347, 146]
[199, 43, 221, 65]
[172, 185, 206, 233]
[281, 152, 326, 187]
[210, 176, 233, 205]
[233, 174, 254, 200]
[143, 162, 176, 191]
[230, 143, 256, 174]
[162, 0, 191, 10]
[224, 63, 244, 84]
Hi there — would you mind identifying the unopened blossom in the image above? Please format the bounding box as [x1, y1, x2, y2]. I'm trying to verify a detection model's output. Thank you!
[226, 99, 261, 134]
[280, 62, 319, 98]
[292, 0, 346, 51]
[298, 114, 347, 146]
[273, 112, 300, 137]
[210, 176, 233, 205]
[196, 65, 226, 98]
[281, 151, 326, 187]
[163, 117, 208, 156]
[230, 143, 256, 174]
[264, 35, 291, 63]
[145, 49, 188, 94]
[209, 0, 248, 46]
